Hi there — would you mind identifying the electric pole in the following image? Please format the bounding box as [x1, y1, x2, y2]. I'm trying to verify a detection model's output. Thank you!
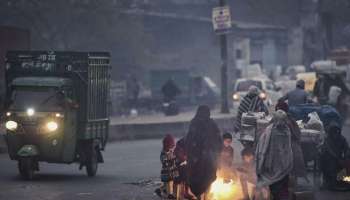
[219, 0, 229, 114]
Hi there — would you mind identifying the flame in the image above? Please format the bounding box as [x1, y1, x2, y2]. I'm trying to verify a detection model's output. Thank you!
[208, 178, 238, 200]
[343, 176, 350, 183]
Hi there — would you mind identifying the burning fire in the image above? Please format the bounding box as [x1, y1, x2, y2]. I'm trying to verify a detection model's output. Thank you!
[208, 178, 238, 200]
[343, 176, 350, 183]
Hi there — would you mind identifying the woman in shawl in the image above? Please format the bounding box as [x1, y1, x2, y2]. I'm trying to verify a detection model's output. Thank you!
[256, 110, 293, 200]
[275, 101, 307, 181]
[185, 105, 223, 199]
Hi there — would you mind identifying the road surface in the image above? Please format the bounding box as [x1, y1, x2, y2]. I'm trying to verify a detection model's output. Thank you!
[0, 128, 349, 199]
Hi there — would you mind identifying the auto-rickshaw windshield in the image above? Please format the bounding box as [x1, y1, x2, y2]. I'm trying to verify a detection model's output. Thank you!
[9, 87, 64, 112]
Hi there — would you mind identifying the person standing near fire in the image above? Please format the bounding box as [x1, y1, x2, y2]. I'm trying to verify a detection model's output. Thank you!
[255, 110, 293, 200]
[185, 105, 223, 200]
[320, 123, 350, 190]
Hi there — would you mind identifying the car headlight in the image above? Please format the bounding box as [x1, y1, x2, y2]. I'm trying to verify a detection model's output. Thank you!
[27, 108, 35, 116]
[46, 121, 58, 132]
[6, 121, 18, 131]
[259, 92, 267, 100]
[232, 93, 240, 101]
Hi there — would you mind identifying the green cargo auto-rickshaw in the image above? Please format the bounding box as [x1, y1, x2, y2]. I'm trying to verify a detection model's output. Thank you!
[3, 51, 110, 179]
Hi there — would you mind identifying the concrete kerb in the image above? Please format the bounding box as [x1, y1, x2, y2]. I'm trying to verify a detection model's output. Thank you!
[108, 115, 235, 141]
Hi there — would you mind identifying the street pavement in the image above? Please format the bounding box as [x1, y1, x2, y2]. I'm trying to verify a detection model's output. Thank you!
[110, 108, 234, 125]
[0, 127, 350, 199]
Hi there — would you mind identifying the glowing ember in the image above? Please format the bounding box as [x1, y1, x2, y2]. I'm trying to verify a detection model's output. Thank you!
[343, 176, 350, 183]
[208, 178, 238, 200]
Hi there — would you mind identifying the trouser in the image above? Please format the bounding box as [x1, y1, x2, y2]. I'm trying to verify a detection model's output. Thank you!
[270, 175, 289, 200]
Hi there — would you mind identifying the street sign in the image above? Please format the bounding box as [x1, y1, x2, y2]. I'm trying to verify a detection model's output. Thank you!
[212, 6, 232, 35]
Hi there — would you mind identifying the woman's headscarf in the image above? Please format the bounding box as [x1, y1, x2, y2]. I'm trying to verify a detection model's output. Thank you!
[273, 109, 288, 128]
[193, 105, 211, 121]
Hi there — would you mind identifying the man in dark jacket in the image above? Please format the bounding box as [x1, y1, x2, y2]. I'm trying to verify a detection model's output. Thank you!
[185, 105, 223, 199]
[161, 79, 181, 102]
[279, 80, 311, 107]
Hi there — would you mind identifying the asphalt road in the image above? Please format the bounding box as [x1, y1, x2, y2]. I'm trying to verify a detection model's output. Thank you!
[0, 127, 350, 200]
[0, 139, 162, 200]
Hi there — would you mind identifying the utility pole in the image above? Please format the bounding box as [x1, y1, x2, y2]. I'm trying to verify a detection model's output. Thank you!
[219, 0, 229, 114]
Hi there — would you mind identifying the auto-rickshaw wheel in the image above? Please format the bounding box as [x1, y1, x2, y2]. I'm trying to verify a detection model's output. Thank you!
[18, 158, 35, 180]
[86, 146, 98, 177]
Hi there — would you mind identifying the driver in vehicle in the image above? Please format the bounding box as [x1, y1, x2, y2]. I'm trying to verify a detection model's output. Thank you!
[56, 91, 78, 109]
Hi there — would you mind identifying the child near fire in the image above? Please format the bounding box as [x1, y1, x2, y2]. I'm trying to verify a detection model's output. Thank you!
[238, 147, 269, 200]
[220, 132, 234, 168]
[155, 134, 179, 199]
[218, 132, 235, 180]
[174, 137, 197, 200]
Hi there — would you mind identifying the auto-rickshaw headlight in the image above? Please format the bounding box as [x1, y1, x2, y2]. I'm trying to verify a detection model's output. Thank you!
[27, 108, 35, 116]
[46, 121, 58, 132]
[6, 112, 11, 117]
[55, 113, 63, 118]
[6, 120, 18, 131]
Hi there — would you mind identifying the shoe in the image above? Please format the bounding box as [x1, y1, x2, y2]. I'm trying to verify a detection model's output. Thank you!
[154, 188, 162, 198]
[184, 194, 197, 200]
[168, 194, 176, 199]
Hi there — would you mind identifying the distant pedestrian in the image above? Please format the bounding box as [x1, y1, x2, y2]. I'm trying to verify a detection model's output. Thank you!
[126, 75, 140, 109]
[185, 105, 222, 199]
[313, 74, 328, 104]
[161, 79, 181, 102]
[279, 79, 311, 107]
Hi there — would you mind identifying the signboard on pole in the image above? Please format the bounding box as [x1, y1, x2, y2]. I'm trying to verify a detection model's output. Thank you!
[212, 6, 232, 35]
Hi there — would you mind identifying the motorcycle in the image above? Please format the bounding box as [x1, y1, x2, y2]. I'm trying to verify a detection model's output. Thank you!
[162, 100, 179, 116]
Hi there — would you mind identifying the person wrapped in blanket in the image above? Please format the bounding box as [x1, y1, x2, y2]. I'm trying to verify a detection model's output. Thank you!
[275, 101, 307, 183]
[256, 110, 293, 200]
[235, 85, 269, 132]
[320, 123, 350, 190]
[185, 105, 223, 199]
[155, 134, 179, 199]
